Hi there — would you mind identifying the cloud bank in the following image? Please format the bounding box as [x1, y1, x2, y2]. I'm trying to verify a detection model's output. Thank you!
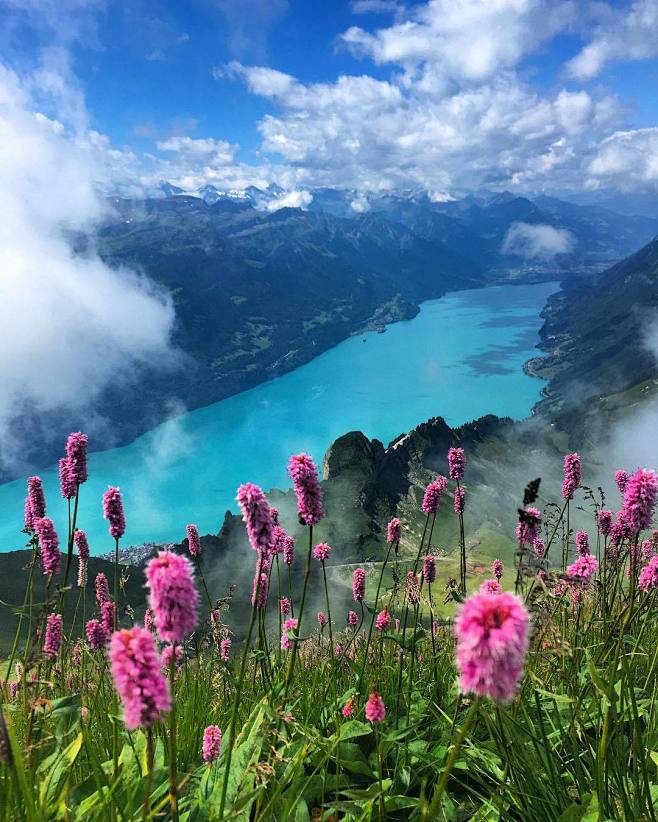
[0, 63, 176, 469]
[502, 223, 577, 260]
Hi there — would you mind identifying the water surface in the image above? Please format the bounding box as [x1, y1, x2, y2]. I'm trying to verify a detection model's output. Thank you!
[0, 281, 558, 553]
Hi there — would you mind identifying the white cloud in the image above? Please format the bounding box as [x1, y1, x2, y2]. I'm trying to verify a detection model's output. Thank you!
[0, 63, 176, 468]
[342, 0, 576, 82]
[566, 0, 658, 80]
[157, 135, 236, 165]
[350, 193, 371, 212]
[266, 189, 313, 211]
[587, 128, 658, 189]
[502, 222, 577, 259]
[228, 60, 621, 192]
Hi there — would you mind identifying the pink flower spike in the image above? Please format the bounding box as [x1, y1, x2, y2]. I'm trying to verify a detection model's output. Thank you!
[575, 530, 590, 556]
[492, 559, 504, 580]
[480, 579, 501, 594]
[110, 627, 171, 730]
[27, 476, 46, 521]
[283, 535, 295, 566]
[562, 453, 582, 501]
[639, 555, 658, 592]
[220, 638, 231, 662]
[59, 458, 76, 500]
[236, 483, 273, 553]
[516, 507, 541, 545]
[74, 530, 89, 561]
[387, 517, 401, 545]
[288, 453, 325, 526]
[103, 487, 126, 540]
[454, 486, 466, 515]
[317, 611, 328, 628]
[456, 591, 529, 703]
[348, 610, 358, 626]
[281, 618, 298, 651]
[365, 692, 386, 723]
[202, 725, 222, 764]
[66, 432, 88, 485]
[342, 698, 355, 719]
[35, 517, 60, 576]
[146, 550, 199, 643]
[422, 476, 447, 515]
[313, 542, 332, 562]
[615, 470, 629, 495]
[423, 554, 436, 584]
[375, 609, 390, 632]
[352, 568, 366, 602]
[95, 572, 110, 607]
[280, 597, 291, 616]
[598, 510, 613, 536]
[186, 524, 201, 557]
[622, 469, 658, 533]
[448, 447, 465, 481]
[567, 554, 598, 581]
[43, 613, 63, 660]
[86, 618, 107, 650]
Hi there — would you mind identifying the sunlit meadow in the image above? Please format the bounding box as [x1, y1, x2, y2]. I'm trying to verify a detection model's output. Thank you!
[1, 432, 658, 820]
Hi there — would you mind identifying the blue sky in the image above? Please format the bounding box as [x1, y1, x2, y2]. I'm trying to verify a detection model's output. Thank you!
[2, 0, 658, 196]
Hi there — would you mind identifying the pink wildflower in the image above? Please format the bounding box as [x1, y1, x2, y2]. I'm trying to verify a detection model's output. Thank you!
[24, 495, 35, 531]
[281, 618, 298, 651]
[27, 476, 46, 521]
[348, 610, 358, 626]
[480, 579, 501, 594]
[454, 486, 466, 515]
[144, 608, 155, 632]
[575, 530, 590, 556]
[35, 517, 60, 576]
[352, 568, 366, 602]
[615, 470, 629, 495]
[598, 510, 613, 536]
[288, 453, 325, 526]
[280, 597, 291, 616]
[86, 619, 107, 650]
[251, 555, 269, 609]
[317, 611, 328, 628]
[74, 530, 89, 561]
[387, 517, 401, 544]
[423, 554, 436, 584]
[110, 627, 171, 730]
[562, 453, 582, 500]
[186, 524, 201, 557]
[236, 483, 273, 552]
[639, 555, 658, 592]
[622, 469, 658, 533]
[202, 725, 222, 764]
[161, 643, 183, 671]
[516, 507, 541, 545]
[270, 525, 287, 556]
[59, 458, 76, 500]
[342, 697, 355, 719]
[448, 447, 465, 481]
[395, 618, 401, 631]
[283, 535, 295, 566]
[313, 542, 332, 562]
[365, 692, 386, 723]
[375, 609, 390, 631]
[642, 539, 654, 561]
[66, 432, 88, 485]
[95, 572, 110, 607]
[101, 600, 115, 635]
[456, 591, 529, 702]
[492, 559, 504, 580]
[103, 487, 126, 540]
[422, 476, 447, 514]
[533, 538, 545, 559]
[43, 613, 63, 660]
[77, 557, 88, 588]
[146, 550, 199, 643]
[220, 638, 231, 662]
[567, 554, 598, 581]
[72, 640, 82, 667]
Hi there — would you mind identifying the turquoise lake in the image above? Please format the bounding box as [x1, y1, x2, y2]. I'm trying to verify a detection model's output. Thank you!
[0, 281, 558, 554]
